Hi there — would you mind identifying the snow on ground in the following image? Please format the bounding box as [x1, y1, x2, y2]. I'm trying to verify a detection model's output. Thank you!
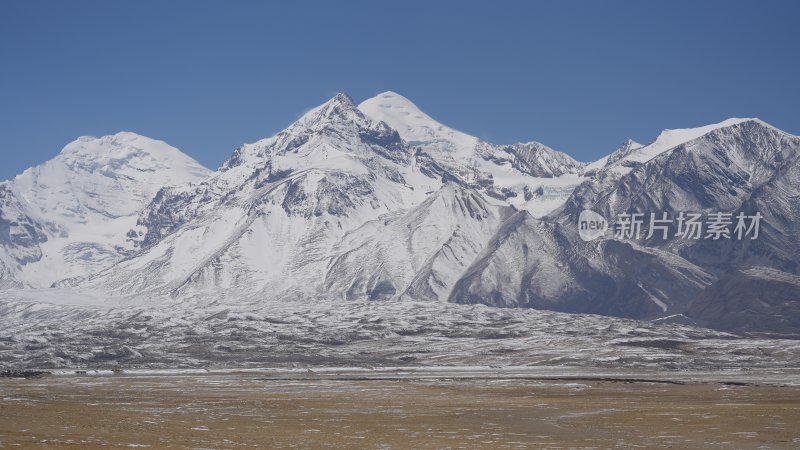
[1, 291, 798, 372]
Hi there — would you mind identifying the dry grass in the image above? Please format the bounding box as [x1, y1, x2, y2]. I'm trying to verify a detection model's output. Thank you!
[0, 374, 799, 448]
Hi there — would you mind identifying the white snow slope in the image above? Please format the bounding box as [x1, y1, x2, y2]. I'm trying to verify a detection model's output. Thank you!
[0, 132, 210, 287]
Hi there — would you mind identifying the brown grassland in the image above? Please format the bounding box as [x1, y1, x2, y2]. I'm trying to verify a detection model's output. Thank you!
[0, 373, 798, 448]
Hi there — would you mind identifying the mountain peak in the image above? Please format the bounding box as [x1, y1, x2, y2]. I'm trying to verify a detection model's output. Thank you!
[600, 138, 645, 167]
[358, 91, 433, 132]
[57, 131, 201, 168]
[323, 92, 356, 110]
[594, 118, 767, 174]
[622, 138, 643, 148]
[295, 92, 361, 127]
[13, 132, 210, 219]
[359, 91, 477, 153]
[361, 91, 425, 115]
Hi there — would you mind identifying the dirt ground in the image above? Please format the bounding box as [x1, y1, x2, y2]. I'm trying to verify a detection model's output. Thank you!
[0, 373, 798, 449]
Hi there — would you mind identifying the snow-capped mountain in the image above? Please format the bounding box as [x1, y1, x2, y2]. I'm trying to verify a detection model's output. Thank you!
[81, 94, 446, 298]
[350, 100, 798, 326]
[559, 119, 800, 264]
[75, 93, 589, 302]
[0, 132, 210, 287]
[359, 91, 586, 216]
[1, 91, 798, 335]
[542, 119, 800, 327]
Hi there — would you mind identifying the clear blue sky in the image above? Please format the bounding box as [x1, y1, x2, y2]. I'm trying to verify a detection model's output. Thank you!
[1, 0, 798, 179]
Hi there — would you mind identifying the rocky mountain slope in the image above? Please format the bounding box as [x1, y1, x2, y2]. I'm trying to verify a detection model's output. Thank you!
[0, 92, 798, 335]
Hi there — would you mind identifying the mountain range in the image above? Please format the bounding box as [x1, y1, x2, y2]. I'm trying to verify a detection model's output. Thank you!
[2, 91, 798, 334]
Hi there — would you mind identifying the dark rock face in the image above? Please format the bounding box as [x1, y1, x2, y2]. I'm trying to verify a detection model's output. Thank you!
[136, 186, 208, 248]
[359, 122, 408, 164]
[281, 173, 378, 218]
[0, 183, 47, 266]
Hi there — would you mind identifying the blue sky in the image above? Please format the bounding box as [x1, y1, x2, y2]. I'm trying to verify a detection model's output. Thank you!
[1, 0, 798, 179]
